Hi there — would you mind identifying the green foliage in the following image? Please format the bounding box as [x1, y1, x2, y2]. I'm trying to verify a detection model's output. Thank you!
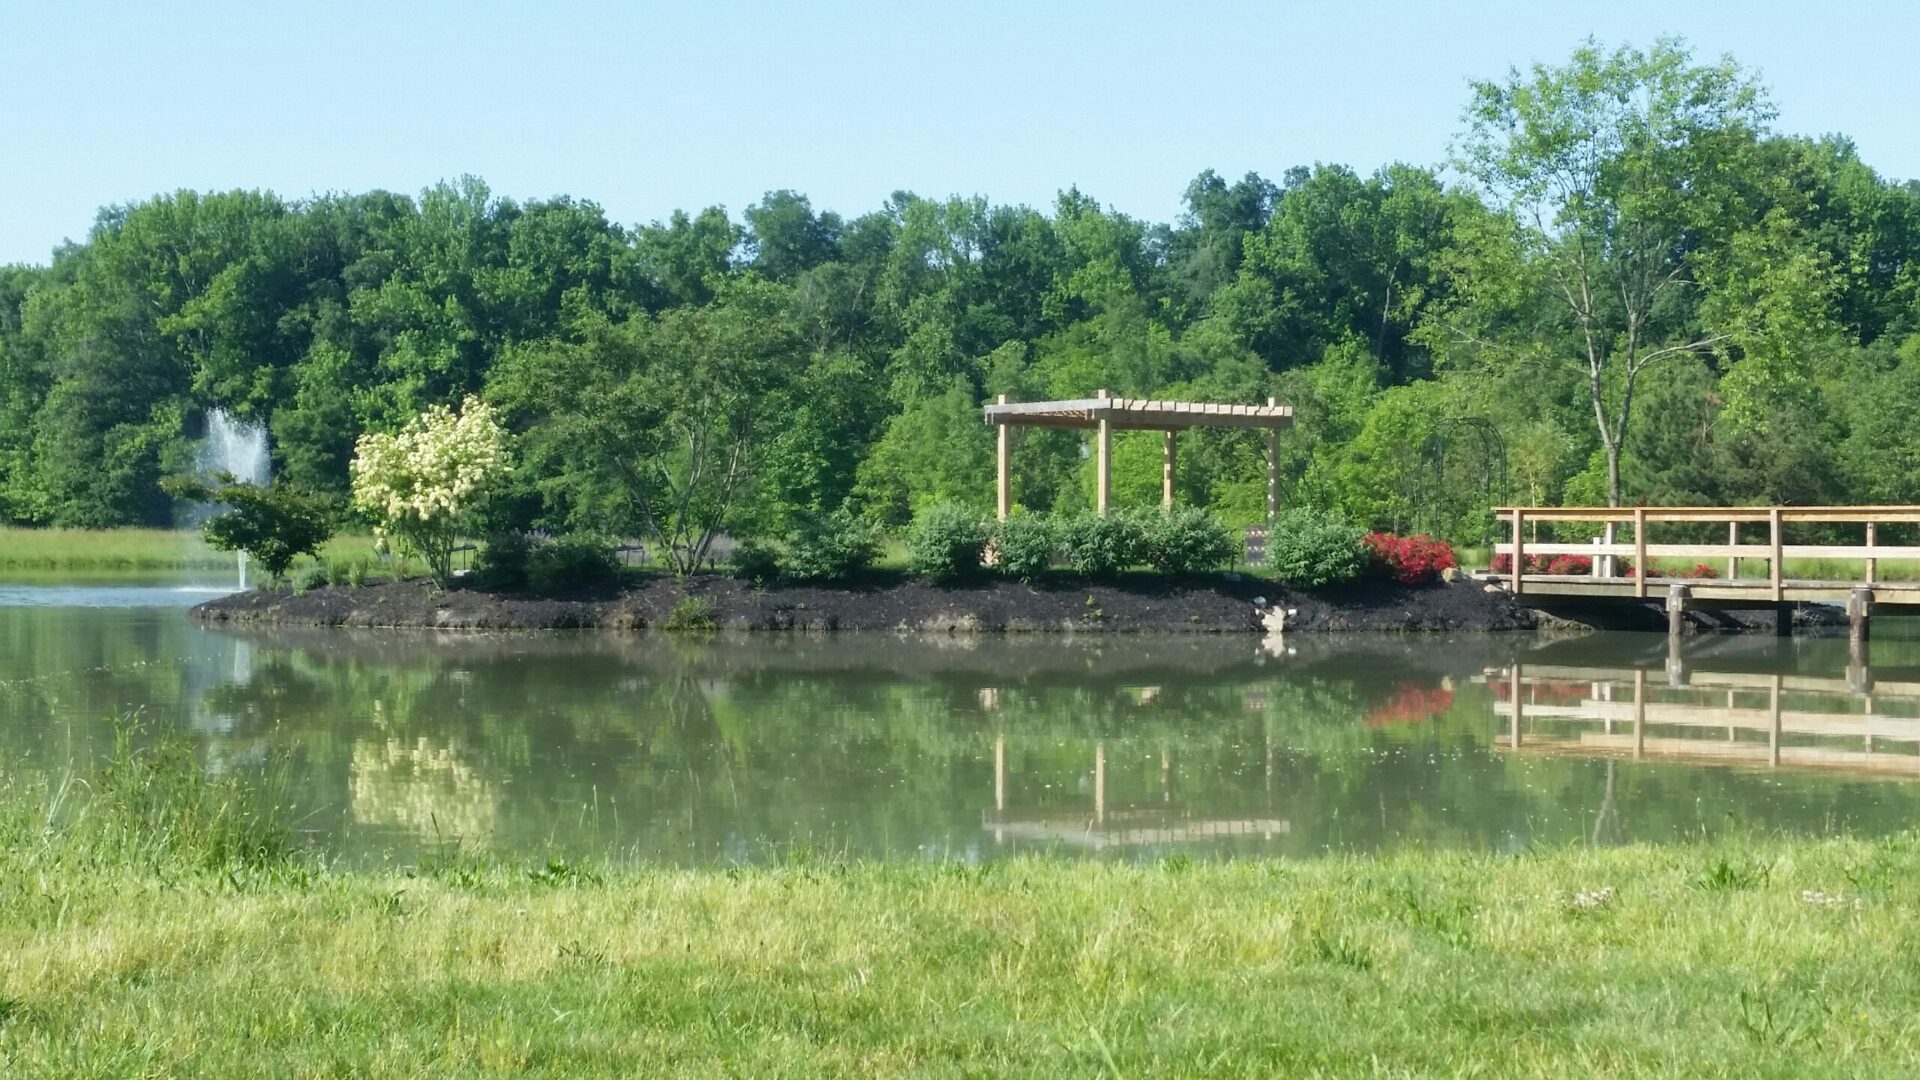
[1141, 507, 1238, 575]
[1266, 507, 1367, 586]
[527, 533, 620, 591]
[293, 564, 329, 593]
[905, 502, 989, 580]
[350, 396, 509, 588]
[82, 721, 300, 872]
[168, 476, 335, 584]
[662, 594, 717, 633]
[474, 530, 534, 590]
[729, 542, 780, 581]
[992, 513, 1058, 583]
[3, 43, 1919, 537]
[781, 508, 880, 581]
[1056, 510, 1147, 578]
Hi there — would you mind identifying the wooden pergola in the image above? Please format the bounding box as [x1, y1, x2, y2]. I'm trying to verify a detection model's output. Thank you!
[983, 388, 1294, 519]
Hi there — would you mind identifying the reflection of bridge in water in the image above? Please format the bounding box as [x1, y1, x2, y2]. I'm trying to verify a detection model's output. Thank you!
[983, 735, 1289, 849]
[1488, 660, 1920, 780]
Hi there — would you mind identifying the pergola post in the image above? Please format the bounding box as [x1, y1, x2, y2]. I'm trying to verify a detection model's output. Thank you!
[1095, 387, 1112, 517]
[1265, 396, 1279, 523]
[1162, 430, 1176, 510]
[995, 394, 1010, 521]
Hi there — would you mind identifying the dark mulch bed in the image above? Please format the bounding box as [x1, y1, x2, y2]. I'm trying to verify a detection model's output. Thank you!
[190, 572, 1537, 633]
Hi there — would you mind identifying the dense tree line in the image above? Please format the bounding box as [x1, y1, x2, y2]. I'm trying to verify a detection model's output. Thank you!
[3, 39, 1918, 544]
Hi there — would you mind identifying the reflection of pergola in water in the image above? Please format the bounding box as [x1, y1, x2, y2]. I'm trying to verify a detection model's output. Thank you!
[984, 389, 1294, 519]
[984, 734, 1289, 849]
[1489, 660, 1920, 780]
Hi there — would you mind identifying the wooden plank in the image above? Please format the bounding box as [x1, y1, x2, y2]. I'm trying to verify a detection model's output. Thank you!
[1493, 506, 1920, 525]
[1491, 542, 1920, 560]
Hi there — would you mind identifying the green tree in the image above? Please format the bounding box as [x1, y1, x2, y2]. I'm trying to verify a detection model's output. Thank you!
[1452, 38, 1773, 505]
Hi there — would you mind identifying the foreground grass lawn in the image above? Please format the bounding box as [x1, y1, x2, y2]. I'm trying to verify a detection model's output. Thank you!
[4, 829, 1919, 1077]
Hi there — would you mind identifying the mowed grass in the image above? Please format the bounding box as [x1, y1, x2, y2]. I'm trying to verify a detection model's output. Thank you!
[3, 746, 1920, 1076]
[0, 527, 382, 573]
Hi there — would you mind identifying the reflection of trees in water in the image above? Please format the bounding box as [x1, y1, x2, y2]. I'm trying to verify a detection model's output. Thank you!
[14, 612, 1920, 862]
[350, 737, 499, 845]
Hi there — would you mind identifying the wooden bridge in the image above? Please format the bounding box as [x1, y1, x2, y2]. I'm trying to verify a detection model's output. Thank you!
[1487, 506, 1920, 638]
[1488, 660, 1920, 782]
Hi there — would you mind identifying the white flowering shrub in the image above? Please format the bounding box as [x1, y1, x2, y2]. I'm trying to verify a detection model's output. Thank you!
[349, 396, 509, 587]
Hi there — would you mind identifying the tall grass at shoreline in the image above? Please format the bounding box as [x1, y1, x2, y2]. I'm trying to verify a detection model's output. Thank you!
[3, 738, 1919, 1074]
[0, 527, 382, 574]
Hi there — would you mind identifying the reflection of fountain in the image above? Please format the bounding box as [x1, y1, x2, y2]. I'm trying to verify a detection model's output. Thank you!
[191, 409, 270, 590]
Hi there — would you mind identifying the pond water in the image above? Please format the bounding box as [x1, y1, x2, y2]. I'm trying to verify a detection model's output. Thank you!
[4, 583, 1918, 866]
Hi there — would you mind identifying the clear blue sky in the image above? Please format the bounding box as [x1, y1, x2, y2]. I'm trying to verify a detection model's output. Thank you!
[2, 0, 1915, 266]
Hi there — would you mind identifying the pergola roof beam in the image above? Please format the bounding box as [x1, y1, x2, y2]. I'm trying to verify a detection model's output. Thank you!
[984, 396, 1293, 431]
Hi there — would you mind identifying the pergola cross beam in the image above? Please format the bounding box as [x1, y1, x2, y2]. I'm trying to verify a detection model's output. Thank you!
[985, 389, 1293, 520]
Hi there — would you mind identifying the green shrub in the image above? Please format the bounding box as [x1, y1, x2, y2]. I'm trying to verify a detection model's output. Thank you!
[293, 564, 330, 593]
[474, 531, 533, 589]
[1143, 507, 1238, 575]
[1267, 507, 1367, 586]
[166, 476, 334, 585]
[782, 509, 880, 581]
[905, 502, 990, 580]
[1056, 510, 1147, 578]
[729, 542, 780, 581]
[344, 558, 369, 588]
[992, 513, 1057, 583]
[663, 594, 717, 633]
[528, 534, 621, 591]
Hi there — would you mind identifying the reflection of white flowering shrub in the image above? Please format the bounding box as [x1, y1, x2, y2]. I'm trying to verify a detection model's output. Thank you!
[350, 396, 508, 587]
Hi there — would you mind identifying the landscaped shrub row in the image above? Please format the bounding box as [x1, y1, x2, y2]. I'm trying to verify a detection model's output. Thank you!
[475, 508, 1462, 590]
[475, 531, 621, 590]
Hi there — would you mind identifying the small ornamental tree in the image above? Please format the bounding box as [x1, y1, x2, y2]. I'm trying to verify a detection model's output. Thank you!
[166, 474, 334, 586]
[349, 396, 509, 588]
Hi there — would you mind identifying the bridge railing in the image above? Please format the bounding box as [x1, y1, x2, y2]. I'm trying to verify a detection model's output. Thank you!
[1491, 506, 1920, 600]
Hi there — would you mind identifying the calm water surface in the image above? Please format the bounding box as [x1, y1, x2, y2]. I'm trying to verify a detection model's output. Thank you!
[4, 584, 1917, 865]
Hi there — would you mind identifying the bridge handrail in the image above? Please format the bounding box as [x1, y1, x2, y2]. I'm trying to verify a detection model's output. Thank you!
[1493, 505, 1919, 600]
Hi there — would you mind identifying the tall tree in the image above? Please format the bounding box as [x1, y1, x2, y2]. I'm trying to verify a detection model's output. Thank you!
[1453, 38, 1773, 505]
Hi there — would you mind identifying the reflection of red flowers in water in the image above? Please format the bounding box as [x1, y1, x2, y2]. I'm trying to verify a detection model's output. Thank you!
[1366, 684, 1455, 726]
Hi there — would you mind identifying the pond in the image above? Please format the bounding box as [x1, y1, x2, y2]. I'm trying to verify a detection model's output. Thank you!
[4, 583, 1918, 866]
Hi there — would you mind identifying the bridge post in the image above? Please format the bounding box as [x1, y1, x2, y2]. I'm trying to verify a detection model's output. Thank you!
[1666, 582, 1690, 639]
[1768, 507, 1784, 602]
[1633, 508, 1648, 599]
[1726, 520, 1739, 581]
[1095, 388, 1111, 517]
[995, 395, 1011, 521]
[1849, 586, 1874, 646]
[1510, 509, 1524, 596]
[1865, 522, 1878, 585]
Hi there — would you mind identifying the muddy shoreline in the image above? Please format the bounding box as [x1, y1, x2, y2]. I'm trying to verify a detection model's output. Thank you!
[189, 573, 1541, 633]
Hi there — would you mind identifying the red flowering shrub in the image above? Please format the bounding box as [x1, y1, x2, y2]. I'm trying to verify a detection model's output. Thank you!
[1623, 561, 1719, 580]
[1490, 552, 1546, 574]
[1545, 554, 1593, 575]
[1365, 533, 1457, 584]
